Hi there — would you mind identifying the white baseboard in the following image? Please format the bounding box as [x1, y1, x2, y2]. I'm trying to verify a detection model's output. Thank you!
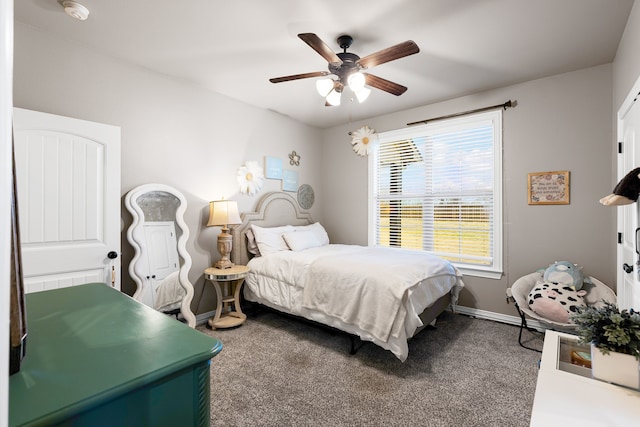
[454, 305, 547, 332]
[196, 310, 216, 326]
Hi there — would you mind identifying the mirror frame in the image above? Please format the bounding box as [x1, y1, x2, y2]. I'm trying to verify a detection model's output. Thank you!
[125, 183, 196, 327]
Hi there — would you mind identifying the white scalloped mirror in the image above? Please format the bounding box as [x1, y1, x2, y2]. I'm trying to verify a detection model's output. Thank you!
[125, 183, 196, 327]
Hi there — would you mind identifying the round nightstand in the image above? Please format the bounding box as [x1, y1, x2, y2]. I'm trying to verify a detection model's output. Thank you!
[204, 265, 249, 329]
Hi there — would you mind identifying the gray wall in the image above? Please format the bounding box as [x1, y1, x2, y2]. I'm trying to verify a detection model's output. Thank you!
[13, 23, 325, 316]
[14, 0, 640, 320]
[320, 64, 616, 316]
[613, 1, 640, 111]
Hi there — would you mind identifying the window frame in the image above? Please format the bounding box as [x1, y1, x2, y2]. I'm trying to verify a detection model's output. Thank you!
[368, 110, 503, 279]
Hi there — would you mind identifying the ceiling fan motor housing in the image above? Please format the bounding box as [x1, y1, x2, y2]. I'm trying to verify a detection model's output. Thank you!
[330, 52, 361, 82]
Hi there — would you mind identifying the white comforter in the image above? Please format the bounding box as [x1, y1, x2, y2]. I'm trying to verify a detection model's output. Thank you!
[154, 271, 185, 312]
[246, 244, 464, 360]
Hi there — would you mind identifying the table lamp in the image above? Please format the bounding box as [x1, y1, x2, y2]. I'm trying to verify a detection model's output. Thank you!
[207, 200, 242, 269]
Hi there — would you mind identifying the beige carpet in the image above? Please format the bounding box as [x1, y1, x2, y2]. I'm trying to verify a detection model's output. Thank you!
[199, 309, 543, 427]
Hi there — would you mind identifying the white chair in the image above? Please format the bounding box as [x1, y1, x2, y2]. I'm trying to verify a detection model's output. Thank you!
[506, 272, 616, 351]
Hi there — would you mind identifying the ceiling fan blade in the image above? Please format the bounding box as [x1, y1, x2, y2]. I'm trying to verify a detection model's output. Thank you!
[364, 73, 407, 96]
[358, 41, 420, 69]
[298, 33, 342, 64]
[269, 71, 330, 83]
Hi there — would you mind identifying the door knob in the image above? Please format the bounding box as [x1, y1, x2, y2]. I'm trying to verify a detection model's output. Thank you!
[623, 263, 634, 273]
[107, 251, 118, 259]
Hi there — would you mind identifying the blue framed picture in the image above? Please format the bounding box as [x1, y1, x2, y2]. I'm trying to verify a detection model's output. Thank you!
[265, 157, 283, 179]
[282, 170, 298, 192]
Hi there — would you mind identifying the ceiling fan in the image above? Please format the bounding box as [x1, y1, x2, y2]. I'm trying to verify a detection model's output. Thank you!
[269, 33, 420, 106]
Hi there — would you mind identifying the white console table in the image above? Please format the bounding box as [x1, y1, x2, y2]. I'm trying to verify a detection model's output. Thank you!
[531, 331, 640, 426]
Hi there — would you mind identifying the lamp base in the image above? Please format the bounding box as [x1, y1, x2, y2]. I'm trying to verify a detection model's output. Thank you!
[215, 229, 234, 269]
[213, 259, 235, 270]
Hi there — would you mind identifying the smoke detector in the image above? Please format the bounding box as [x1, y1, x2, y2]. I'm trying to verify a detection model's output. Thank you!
[62, 1, 90, 21]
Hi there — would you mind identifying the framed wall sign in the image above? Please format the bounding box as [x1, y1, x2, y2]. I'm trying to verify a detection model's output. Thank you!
[528, 171, 570, 205]
[265, 156, 283, 179]
[282, 170, 298, 192]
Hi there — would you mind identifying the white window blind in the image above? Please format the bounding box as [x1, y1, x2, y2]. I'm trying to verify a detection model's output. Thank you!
[369, 110, 502, 278]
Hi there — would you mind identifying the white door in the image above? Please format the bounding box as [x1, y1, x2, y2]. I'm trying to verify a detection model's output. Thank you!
[12, 108, 121, 293]
[141, 221, 179, 307]
[617, 81, 640, 311]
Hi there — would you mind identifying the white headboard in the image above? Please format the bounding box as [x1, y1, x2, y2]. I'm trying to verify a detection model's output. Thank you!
[231, 192, 313, 266]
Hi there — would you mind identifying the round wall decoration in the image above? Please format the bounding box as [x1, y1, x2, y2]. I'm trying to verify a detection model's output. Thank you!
[297, 184, 315, 209]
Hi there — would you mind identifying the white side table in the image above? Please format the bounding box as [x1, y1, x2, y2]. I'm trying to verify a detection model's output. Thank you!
[531, 331, 640, 426]
[204, 265, 249, 329]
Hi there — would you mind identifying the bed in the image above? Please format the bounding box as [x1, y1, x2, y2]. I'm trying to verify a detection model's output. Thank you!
[231, 192, 464, 361]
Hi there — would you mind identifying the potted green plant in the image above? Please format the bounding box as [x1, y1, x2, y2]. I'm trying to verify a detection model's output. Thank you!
[570, 301, 640, 389]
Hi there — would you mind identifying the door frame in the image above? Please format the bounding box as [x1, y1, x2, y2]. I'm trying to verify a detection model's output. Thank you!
[617, 73, 640, 310]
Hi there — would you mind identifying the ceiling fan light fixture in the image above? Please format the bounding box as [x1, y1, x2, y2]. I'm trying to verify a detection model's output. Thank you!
[316, 79, 334, 98]
[355, 87, 371, 103]
[326, 89, 341, 106]
[269, 33, 419, 106]
[62, 1, 90, 21]
[347, 72, 365, 92]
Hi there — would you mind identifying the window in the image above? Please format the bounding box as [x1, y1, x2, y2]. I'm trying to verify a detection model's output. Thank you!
[369, 110, 502, 278]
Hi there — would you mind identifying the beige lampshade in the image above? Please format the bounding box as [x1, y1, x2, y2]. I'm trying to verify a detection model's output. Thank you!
[207, 200, 242, 227]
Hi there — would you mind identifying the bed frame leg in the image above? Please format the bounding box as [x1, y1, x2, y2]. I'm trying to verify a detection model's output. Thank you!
[349, 336, 365, 355]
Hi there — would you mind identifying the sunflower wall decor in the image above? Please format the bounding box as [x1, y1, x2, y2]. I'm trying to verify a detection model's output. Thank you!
[350, 125, 378, 157]
[237, 160, 265, 196]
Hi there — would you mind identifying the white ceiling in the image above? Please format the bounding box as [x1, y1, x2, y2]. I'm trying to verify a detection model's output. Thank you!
[15, 0, 635, 128]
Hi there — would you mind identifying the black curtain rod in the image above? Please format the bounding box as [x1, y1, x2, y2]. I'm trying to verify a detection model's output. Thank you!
[406, 100, 515, 126]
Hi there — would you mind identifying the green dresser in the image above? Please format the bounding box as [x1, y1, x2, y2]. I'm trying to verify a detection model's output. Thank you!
[9, 283, 223, 427]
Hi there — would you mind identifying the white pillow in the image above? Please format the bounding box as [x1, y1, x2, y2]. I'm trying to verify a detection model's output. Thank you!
[245, 229, 260, 256]
[250, 224, 294, 255]
[292, 222, 330, 245]
[282, 230, 322, 251]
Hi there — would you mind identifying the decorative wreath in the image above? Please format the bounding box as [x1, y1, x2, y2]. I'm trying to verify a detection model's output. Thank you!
[289, 150, 301, 166]
[350, 125, 378, 157]
[237, 161, 265, 196]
